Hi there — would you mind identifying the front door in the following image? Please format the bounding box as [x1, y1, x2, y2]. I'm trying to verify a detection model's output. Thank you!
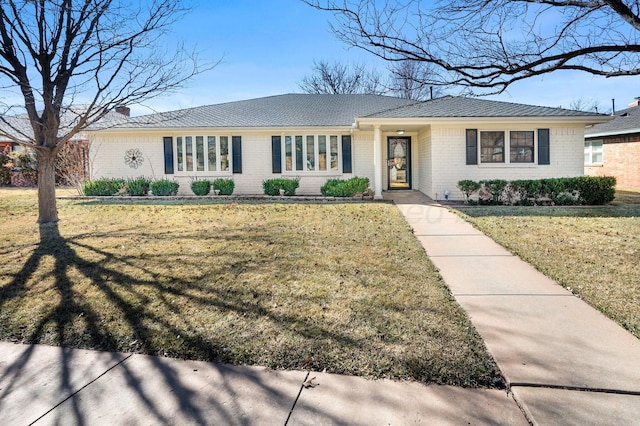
[388, 137, 411, 189]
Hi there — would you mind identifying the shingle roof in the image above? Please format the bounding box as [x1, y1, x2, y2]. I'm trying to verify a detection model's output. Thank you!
[117, 94, 418, 129]
[364, 96, 605, 119]
[585, 105, 640, 136]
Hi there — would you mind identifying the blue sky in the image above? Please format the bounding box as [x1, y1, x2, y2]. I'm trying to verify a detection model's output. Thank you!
[136, 0, 638, 115]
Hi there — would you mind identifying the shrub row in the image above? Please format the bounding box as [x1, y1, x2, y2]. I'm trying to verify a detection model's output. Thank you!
[321, 177, 370, 197]
[190, 178, 235, 196]
[84, 178, 179, 196]
[457, 176, 616, 206]
[83, 175, 373, 198]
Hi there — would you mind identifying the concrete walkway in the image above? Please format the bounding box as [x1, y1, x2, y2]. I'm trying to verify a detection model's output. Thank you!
[389, 190, 640, 425]
[0, 342, 525, 425]
[2, 191, 640, 425]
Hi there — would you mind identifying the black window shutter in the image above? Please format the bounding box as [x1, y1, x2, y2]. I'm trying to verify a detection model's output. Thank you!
[538, 129, 550, 165]
[163, 136, 174, 174]
[232, 136, 242, 173]
[271, 136, 282, 173]
[466, 129, 478, 165]
[342, 135, 352, 173]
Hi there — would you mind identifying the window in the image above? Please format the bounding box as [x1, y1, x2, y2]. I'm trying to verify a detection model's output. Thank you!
[475, 129, 542, 165]
[584, 140, 603, 164]
[480, 131, 505, 163]
[175, 135, 231, 173]
[510, 131, 534, 163]
[281, 134, 342, 172]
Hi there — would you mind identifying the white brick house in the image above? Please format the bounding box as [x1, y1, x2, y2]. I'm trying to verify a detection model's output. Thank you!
[88, 94, 608, 200]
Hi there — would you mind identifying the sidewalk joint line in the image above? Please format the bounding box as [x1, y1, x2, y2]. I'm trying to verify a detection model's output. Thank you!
[284, 371, 309, 426]
[510, 382, 640, 396]
[29, 353, 134, 426]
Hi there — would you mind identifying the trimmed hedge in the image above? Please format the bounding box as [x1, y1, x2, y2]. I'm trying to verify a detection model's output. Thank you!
[212, 178, 235, 195]
[83, 178, 125, 196]
[150, 179, 179, 196]
[458, 176, 616, 206]
[191, 180, 211, 196]
[320, 177, 370, 197]
[262, 177, 300, 196]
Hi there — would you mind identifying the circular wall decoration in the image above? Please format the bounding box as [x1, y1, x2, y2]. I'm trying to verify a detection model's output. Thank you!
[124, 148, 144, 169]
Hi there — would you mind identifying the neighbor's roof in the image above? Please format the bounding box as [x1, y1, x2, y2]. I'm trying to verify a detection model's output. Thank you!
[585, 104, 640, 137]
[1, 106, 128, 142]
[116, 94, 418, 129]
[363, 96, 606, 119]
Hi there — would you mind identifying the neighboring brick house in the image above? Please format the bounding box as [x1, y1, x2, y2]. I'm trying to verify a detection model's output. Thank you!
[584, 100, 640, 189]
[88, 94, 609, 200]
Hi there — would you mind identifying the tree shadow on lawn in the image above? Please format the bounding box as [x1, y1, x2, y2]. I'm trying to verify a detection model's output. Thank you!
[0, 222, 366, 424]
[6, 219, 468, 423]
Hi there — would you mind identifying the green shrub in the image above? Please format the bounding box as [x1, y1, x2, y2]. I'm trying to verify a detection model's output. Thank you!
[510, 179, 544, 205]
[191, 180, 211, 196]
[212, 178, 235, 195]
[280, 178, 300, 196]
[83, 178, 125, 196]
[457, 180, 481, 202]
[150, 179, 179, 196]
[479, 179, 508, 205]
[262, 178, 300, 196]
[573, 176, 616, 205]
[320, 177, 370, 197]
[125, 177, 151, 196]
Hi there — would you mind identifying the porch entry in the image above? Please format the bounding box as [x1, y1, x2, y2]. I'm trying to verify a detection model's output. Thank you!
[387, 136, 411, 189]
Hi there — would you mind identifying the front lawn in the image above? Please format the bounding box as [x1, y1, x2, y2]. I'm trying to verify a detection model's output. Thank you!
[0, 189, 499, 387]
[457, 188, 640, 339]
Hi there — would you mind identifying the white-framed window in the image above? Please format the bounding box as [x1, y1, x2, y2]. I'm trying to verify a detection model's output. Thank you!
[283, 134, 340, 172]
[479, 130, 536, 164]
[176, 135, 230, 173]
[480, 131, 505, 163]
[509, 131, 534, 163]
[584, 140, 603, 164]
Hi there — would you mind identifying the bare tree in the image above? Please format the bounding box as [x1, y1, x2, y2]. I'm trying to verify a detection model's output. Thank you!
[569, 97, 602, 113]
[304, 1, 640, 95]
[298, 60, 386, 94]
[388, 61, 441, 101]
[0, 0, 212, 223]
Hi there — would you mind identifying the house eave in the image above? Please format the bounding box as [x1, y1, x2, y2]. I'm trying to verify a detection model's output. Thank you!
[88, 125, 355, 135]
[585, 128, 640, 139]
[355, 115, 611, 129]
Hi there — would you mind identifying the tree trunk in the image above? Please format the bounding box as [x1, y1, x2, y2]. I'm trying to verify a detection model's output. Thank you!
[37, 148, 59, 223]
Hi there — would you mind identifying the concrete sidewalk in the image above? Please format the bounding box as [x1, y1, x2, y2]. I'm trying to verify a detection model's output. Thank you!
[390, 190, 640, 425]
[0, 341, 526, 425]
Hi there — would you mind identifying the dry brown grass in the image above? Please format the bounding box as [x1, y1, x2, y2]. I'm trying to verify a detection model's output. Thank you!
[0, 189, 499, 387]
[457, 189, 640, 339]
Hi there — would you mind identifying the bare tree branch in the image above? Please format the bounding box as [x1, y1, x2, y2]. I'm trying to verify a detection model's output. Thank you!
[304, 0, 640, 95]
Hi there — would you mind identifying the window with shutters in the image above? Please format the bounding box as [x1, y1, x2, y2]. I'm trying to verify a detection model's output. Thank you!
[281, 134, 343, 173]
[175, 135, 231, 173]
[472, 129, 544, 165]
